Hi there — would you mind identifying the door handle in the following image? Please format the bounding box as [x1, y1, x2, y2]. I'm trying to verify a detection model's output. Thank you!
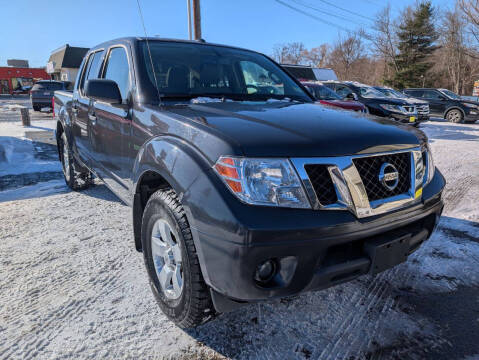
[88, 113, 97, 125]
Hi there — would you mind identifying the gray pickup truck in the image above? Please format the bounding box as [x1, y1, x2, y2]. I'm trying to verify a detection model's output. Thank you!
[54, 37, 445, 328]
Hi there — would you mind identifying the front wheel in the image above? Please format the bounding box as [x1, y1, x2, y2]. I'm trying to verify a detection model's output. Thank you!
[446, 109, 464, 123]
[142, 189, 215, 328]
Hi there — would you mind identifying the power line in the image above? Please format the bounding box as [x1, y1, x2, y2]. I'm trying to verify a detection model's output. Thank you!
[291, 0, 368, 27]
[274, 0, 353, 32]
[315, 0, 377, 22]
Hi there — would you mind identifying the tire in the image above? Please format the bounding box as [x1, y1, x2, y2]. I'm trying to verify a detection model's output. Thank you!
[59, 132, 92, 190]
[142, 189, 215, 328]
[445, 109, 464, 123]
[33, 105, 40, 111]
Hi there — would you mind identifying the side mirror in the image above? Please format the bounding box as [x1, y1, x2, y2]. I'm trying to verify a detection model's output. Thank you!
[85, 79, 122, 104]
[438, 95, 446, 101]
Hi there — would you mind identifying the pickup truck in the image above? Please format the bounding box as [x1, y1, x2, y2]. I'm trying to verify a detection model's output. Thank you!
[54, 37, 445, 328]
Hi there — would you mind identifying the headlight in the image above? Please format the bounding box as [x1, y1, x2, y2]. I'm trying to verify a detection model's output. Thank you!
[424, 143, 435, 185]
[213, 156, 310, 208]
[461, 102, 479, 109]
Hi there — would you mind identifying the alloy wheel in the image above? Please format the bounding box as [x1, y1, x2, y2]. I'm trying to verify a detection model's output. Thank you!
[151, 219, 184, 300]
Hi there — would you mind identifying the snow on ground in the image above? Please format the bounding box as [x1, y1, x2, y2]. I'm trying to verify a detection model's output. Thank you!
[0, 119, 60, 176]
[0, 108, 478, 359]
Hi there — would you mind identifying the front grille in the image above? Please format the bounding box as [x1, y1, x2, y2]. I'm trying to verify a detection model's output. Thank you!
[352, 152, 411, 201]
[304, 165, 337, 205]
[417, 105, 429, 115]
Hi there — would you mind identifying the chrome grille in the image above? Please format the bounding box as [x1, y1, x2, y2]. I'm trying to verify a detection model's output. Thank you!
[417, 105, 429, 115]
[304, 165, 337, 205]
[292, 148, 423, 218]
[352, 153, 411, 201]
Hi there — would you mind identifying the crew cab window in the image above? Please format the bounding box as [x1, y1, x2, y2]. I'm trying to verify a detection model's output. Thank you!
[404, 90, 423, 98]
[79, 50, 104, 95]
[422, 90, 442, 100]
[103, 47, 130, 102]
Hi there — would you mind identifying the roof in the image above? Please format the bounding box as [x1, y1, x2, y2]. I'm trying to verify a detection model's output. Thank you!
[48, 44, 89, 71]
[88, 36, 257, 55]
[7, 59, 29, 68]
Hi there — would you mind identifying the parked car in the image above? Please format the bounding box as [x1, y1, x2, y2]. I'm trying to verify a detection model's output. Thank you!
[282, 64, 338, 81]
[403, 88, 479, 123]
[323, 81, 419, 126]
[302, 81, 367, 112]
[31, 80, 70, 111]
[54, 37, 444, 328]
[374, 86, 430, 122]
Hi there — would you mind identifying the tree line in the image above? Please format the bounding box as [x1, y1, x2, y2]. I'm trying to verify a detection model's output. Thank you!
[272, 0, 479, 95]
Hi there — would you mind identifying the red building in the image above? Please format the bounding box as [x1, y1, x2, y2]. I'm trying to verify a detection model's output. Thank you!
[0, 67, 50, 95]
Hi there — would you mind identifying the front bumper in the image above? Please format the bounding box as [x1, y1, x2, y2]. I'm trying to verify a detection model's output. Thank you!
[464, 112, 479, 122]
[186, 168, 445, 309]
[390, 112, 420, 124]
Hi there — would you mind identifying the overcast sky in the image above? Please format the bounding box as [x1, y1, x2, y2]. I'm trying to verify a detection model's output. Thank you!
[0, 0, 454, 68]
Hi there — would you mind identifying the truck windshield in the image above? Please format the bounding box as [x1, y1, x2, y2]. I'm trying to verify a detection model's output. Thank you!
[140, 41, 311, 102]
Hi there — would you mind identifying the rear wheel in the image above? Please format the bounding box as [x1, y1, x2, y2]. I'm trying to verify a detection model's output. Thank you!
[59, 132, 92, 190]
[446, 109, 463, 123]
[142, 189, 215, 328]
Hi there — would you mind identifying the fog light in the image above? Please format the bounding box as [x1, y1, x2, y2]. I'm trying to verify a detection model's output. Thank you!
[254, 259, 277, 283]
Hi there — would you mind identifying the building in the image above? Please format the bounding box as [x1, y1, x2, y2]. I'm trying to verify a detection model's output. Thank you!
[46, 44, 89, 85]
[7, 59, 29, 68]
[0, 66, 49, 95]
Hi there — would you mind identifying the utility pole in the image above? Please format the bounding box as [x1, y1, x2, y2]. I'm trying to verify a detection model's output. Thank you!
[192, 0, 202, 40]
[186, 0, 192, 40]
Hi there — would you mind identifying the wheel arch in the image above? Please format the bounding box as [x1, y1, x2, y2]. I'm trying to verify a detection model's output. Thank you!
[131, 136, 213, 253]
[443, 106, 465, 119]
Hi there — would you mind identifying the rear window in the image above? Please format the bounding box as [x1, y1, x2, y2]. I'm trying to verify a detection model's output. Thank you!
[282, 66, 316, 81]
[404, 89, 424, 97]
[32, 82, 64, 91]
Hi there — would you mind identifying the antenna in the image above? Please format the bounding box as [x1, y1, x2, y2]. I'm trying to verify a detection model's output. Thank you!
[136, 0, 162, 106]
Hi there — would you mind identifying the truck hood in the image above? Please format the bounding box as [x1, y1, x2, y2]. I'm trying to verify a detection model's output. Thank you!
[164, 101, 424, 157]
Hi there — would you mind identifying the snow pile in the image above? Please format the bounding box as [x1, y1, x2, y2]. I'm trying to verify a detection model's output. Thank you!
[0, 125, 61, 175]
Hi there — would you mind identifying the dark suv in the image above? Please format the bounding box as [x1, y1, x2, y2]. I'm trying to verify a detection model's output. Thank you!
[403, 88, 479, 123]
[54, 37, 444, 328]
[324, 81, 419, 126]
[30, 80, 70, 111]
[374, 86, 430, 122]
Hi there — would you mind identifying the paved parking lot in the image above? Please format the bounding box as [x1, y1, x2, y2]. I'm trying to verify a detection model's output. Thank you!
[0, 97, 478, 359]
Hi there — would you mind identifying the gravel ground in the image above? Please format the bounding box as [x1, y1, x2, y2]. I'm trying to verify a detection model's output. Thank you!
[0, 99, 478, 360]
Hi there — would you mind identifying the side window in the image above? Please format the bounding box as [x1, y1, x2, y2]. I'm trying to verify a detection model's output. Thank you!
[422, 90, 442, 100]
[103, 47, 130, 102]
[79, 51, 104, 95]
[79, 54, 94, 93]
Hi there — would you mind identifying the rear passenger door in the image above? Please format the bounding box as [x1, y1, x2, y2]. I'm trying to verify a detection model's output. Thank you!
[89, 46, 132, 203]
[72, 50, 104, 165]
[421, 90, 446, 116]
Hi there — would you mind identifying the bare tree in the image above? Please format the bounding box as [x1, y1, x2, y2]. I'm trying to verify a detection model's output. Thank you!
[370, 4, 399, 84]
[328, 32, 366, 80]
[459, 0, 479, 44]
[272, 42, 306, 64]
[302, 44, 329, 67]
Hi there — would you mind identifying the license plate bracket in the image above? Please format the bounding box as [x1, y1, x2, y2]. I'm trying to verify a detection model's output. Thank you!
[364, 234, 411, 275]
